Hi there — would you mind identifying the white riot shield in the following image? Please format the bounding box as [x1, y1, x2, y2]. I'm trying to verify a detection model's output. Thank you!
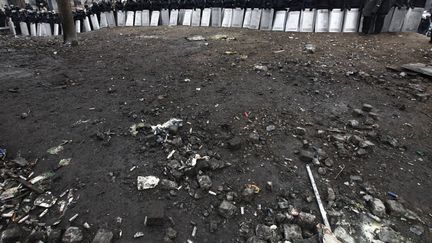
[8, 19, 16, 36]
[272, 10, 287, 31]
[260, 8, 274, 30]
[249, 8, 262, 29]
[243, 8, 252, 28]
[161, 9, 170, 25]
[134, 10, 142, 25]
[222, 8, 233, 27]
[329, 9, 343, 32]
[201, 8, 211, 26]
[192, 9, 201, 26]
[84, 16, 92, 32]
[402, 7, 423, 32]
[44, 23, 52, 36]
[54, 23, 60, 35]
[231, 8, 244, 27]
[388, 7, 407, 32]
[169, 9, 179, 26]
[211, 7, 222, 27]
[299, 9, 315, 32]
[125, 11, 135, 26]
[179, 9, 185, 23]
[30, 23, 37, 36]
[19, 22, 29, 36]
[342, 8, 360, 32]
[90, 14, 100, 30]
[150, 10, 160, 26]
[182, 9, 192, 25]
[117, 10, 125, 26]
[75, 20, 81, 33]
[381, 7, 394, 32]
[142, 10, 150, 26]
[100, 12, 108, 28]
[315, 9, 329, 32]
[285, 10, 300, 31]
[107, 11, 116, 27]
[36, 23, 42, 36]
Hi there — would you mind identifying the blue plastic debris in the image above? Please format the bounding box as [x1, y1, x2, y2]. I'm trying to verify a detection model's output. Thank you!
[0, 148, 6, 160]
[387, 191, 398, 199]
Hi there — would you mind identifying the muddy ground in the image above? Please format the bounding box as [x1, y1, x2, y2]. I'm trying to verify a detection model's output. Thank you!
[0, 27, 431, 242]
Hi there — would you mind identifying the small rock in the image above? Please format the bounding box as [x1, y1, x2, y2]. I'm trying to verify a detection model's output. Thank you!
[298, 212, 317, 228]
[353, 108, 364, 117]
[92, 229, 113, 243]
[324, 158, 334, 167]
[159, 179, 179, 190]
[317, 167, 326, 175]
[334, 226, 355, 243]
[255, 224, 273, 240]
[385, 200, 406, 217]
[254, 65, 268, 72]
[197, 174, 212, 190]
[186, 35, 206, 41]
[356, 148, 368, 157]
[249, 132, 260, 142]
[0, 226, 22, 243]
[347, 120, 359, 128]
[282, 224, 302, 240]
[294, 127, 306, 136]
[370, 198, 386, 217]
[410, 225, 424, 236]
[62, 227, 83, 243]
[349, 175, 363, 182]
[362, 104, 373, 112]
[165, 227, 177, 239]
[278, 199, 290, 209]
[20, 112, 28, 119]
[378, 227, 403, 243]
[218, 200, 237, 218]
[137, 176, 160, 190]
[227, 137, 242, 150]
[327, 187, 336, 201]
[304, 44, 316, 53]
[299, 150, 315, 163]
[266, 125, 276, 132]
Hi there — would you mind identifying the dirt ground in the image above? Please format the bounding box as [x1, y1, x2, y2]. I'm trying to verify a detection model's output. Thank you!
[0, 27, 431, 242]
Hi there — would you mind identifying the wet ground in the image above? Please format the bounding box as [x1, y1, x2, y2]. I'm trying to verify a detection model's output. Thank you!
[0, 27, 431, 242]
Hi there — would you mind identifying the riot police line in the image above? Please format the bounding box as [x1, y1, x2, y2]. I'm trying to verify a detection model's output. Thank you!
[0, 0, 427, 37]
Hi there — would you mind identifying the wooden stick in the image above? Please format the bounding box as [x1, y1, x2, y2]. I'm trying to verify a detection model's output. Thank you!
[306, 164, 331, 230]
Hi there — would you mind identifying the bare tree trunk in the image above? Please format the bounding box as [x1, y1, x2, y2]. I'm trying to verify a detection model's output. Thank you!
[57, 0, 78, 45]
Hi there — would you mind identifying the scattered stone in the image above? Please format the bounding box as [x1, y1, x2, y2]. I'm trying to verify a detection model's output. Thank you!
[356, 148, 368, 157]
[186, 35, 206, 41]
[282, 224, 302, 240]
[327, 187, 336, 202]
[298, 212, 317, 228]
[197, 175, 212, 190]
[254, 65, 269, 72]
[299, 150, 315, 163]
[12, 156, 28, 167]
[159, 179, 179, 190]
[227, 137, 242, 150]
[134, 232, 144, 238]
[144, 201, 165, 226]
[266, 125, 276, 132]
[0, 226, 22, 243]
[218, 200, 237, 218]
[362, 104, 373, 112]
[347, 120, 359, 128]
[62, 227, 83, 243]
[278, 199, 290, 209]
[349, 175, 363, 182]
[249, 132, 260, 142]
[304, 44, 316, 54]
[370, 198, 386, 217]
[294, 127, 306, 136]
[255, 224, 273, 240]
[137, 176, 160, 190]
[353, 108, 364, 117]
[410, 225, 424, 236]
[334, 226, 355, 243]
[324, 158, 334, 167]
[385, 200, 406, 217]
[165, 227, 178, 239]
[317, 167, 326, 175]
[378, 227, 403, 243]
[92, 229, 113, 243]
[20, 112, 28, 119]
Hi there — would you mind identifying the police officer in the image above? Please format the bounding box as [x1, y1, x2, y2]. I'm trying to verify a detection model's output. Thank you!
[362, 0, 394, 34]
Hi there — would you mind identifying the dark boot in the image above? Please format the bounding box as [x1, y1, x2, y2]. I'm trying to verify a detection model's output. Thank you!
[362, 16, 373, 34]
[373, 14, 386, 34]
